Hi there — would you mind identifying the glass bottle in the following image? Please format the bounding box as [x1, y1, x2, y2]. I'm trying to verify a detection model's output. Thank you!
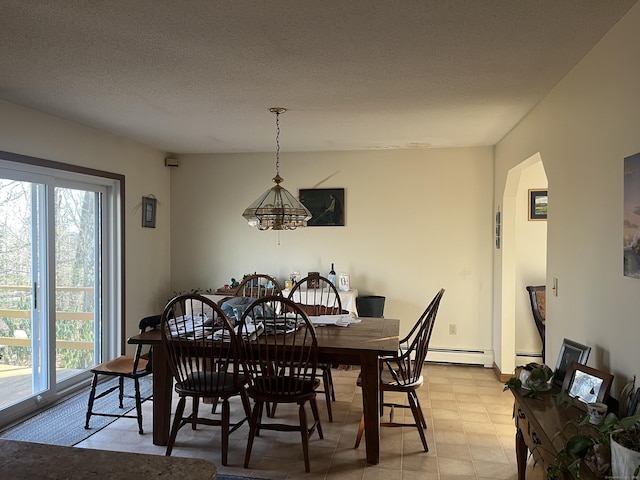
[328, 263, 337, 287]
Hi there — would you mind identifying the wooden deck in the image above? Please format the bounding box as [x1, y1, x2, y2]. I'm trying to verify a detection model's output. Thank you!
[0, 365, 83, 410]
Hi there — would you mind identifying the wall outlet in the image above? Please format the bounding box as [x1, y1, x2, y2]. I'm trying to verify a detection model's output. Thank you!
[449, 324, 457, 335]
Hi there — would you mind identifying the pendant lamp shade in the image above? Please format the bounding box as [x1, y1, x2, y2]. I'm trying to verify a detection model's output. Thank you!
[242, 108, 311, 230]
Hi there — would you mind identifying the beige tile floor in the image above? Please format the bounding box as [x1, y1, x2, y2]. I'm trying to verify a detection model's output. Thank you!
[76, 363, 546, 480]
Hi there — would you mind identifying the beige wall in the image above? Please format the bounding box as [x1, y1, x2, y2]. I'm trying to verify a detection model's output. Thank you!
[0, 100, 171, 346]
[495, 3, 640, 389]
[171, 148, 496, 364]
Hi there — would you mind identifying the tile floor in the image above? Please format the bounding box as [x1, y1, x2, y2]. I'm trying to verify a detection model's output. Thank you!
[76, 363, 546, 480]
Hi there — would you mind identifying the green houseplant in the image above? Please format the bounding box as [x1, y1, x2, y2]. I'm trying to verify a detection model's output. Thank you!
[547, 401, 640, 480]
[504, 363, 553, 398]
[610, 422, 640, 479]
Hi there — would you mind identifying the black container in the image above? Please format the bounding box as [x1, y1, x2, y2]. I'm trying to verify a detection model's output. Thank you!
[356, 295, 385, 318]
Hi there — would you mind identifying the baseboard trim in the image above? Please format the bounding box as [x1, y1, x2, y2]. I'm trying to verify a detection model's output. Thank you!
[426, 348, 493, 368]
[492, 362, 513, 382]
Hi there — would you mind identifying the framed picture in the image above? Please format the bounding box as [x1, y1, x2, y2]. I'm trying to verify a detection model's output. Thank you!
[307, 272, 320, 289]
[528, 189, 548, 220]
[562, 361, 614, 405]
[142, 196, 157, 228]
[338, 273, 350, 291]
[299, 188, 345, 226]
[552, 338, 591, 387]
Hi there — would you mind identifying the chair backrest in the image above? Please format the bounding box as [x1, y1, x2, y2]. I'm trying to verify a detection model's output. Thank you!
[525, 285, 546, 339]
[161, 294, 240, 392]
[234, 274, 283, 299]
[237, 296, 318, 396]
[287, 274, 345, 315]
[385, 288, 444, 385]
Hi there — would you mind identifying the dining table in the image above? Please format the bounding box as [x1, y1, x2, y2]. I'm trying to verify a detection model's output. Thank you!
[128, 316, 399, 465]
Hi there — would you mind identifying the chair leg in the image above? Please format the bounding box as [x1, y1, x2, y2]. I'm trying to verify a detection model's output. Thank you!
[309, 396, 323, 439]
[84, 373, 99, 429]
[165, 397, 187, 456]
[299, 402, 311, 473]
[324, 366, 336, 401]
[354, 414, 364, 448]
[118, 377, 125, 408]
[240, 389, 252, 420]
[244, 401, 262, 469]
[407, 392, 428, 452]
[191, 397, 200, 430]
[322, 368, 334, 422]
[412, 393, 427, 429]
[133, 378, 144, 434]
[221, 398, 230, 466]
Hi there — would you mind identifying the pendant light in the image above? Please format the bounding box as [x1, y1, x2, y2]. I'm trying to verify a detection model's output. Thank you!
[242, 107, 312, 230]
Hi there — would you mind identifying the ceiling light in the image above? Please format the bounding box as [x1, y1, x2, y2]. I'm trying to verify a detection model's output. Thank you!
[242, 108, 312, 230]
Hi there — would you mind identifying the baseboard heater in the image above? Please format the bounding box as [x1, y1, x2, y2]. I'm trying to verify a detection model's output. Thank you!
[426, 348, 493, 368]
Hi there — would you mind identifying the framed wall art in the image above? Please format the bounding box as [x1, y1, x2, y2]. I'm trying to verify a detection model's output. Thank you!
[562, 362, 614, 405]
[142, 196, 157, 228]
[552, 338, 591, 387]
[528, 189, 548, 220]
[299, 188, 345, 226]
[623, 152, 640, 278]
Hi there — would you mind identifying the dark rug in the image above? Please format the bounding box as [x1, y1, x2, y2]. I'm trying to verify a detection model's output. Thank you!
[0, 376, 153, 446]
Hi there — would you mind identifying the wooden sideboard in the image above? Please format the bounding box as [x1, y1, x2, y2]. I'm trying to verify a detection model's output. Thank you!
[511, 387, 601, 480]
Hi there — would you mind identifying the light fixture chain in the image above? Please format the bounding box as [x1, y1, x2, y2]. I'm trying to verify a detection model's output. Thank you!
[275, 111, 280, 176]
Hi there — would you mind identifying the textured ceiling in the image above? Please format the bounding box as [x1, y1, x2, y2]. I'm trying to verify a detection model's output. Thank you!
[0, 1, 637, 154]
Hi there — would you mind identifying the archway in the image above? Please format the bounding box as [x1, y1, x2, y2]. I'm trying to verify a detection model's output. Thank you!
[498, 152, 547, 375]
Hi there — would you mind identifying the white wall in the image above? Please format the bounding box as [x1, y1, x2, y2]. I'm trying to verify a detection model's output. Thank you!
[171, 148, 496, 364]
[0, 100, 172, 347]
[495, 3, 640, 391]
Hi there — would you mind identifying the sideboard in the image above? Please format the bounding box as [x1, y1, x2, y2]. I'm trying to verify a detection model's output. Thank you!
[511, 387, 601, 480]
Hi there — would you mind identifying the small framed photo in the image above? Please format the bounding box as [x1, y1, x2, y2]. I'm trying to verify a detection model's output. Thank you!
[552, 338, 591, 387]
[338, 273, 350, 291]
[528, 189, 548, 221]
[307, 272, 320, 289]
[142, 196, 157, 228]
[562, 361, 614, 405]
[299, 188, 345, 226]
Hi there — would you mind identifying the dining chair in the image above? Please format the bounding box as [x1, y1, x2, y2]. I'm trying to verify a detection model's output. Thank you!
[237, 295, 323, 473]
[234, 273, 283, 299]
[286, 274, 345, 422]
[84, 314, 161, 434]
[354, 288, 445, 452]
[161, 294, 250, 465]
[525, 285, 546, 362]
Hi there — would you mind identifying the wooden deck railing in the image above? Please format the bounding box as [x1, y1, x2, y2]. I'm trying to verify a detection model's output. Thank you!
[0, 286, 95, 351]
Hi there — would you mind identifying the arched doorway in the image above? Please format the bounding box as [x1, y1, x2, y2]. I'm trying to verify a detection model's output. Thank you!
[498, 152, 547, 375]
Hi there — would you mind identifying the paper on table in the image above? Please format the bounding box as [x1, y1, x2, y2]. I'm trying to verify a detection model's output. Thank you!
[309, 314, 357, 327]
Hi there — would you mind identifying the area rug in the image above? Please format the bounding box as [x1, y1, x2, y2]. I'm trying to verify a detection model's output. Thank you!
[0, 376, 153, 446]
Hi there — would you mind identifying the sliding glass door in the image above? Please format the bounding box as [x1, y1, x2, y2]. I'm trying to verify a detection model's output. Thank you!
[0, 159, 118, 424]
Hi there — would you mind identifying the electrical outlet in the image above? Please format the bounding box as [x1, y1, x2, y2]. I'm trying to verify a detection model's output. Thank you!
[449, 324, 457, 335]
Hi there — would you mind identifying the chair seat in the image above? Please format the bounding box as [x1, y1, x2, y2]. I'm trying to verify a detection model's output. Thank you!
[174, 371, 239, 395]
[356, 369, 424, 390]
[91, 355, 148, 376]
[248, 377, 319, 402]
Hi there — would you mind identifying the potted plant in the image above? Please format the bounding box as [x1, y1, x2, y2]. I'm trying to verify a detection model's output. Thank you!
[548, 406, 640, 479]
[610, 422, 640, 479]
[504, 362, 553, 398]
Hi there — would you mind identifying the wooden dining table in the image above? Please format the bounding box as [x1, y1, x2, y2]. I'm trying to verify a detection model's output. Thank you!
[128, 316, 399, 465]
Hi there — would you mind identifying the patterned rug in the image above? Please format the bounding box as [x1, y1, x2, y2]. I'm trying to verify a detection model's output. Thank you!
[0, 376, 153, 446]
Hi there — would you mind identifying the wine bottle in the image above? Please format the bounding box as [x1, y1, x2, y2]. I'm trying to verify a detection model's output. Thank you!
[328, 263, 337, 286]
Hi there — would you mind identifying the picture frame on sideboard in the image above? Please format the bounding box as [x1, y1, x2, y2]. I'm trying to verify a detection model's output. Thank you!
[552, 338, 591, 388]
[562, 361, 614, 406]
